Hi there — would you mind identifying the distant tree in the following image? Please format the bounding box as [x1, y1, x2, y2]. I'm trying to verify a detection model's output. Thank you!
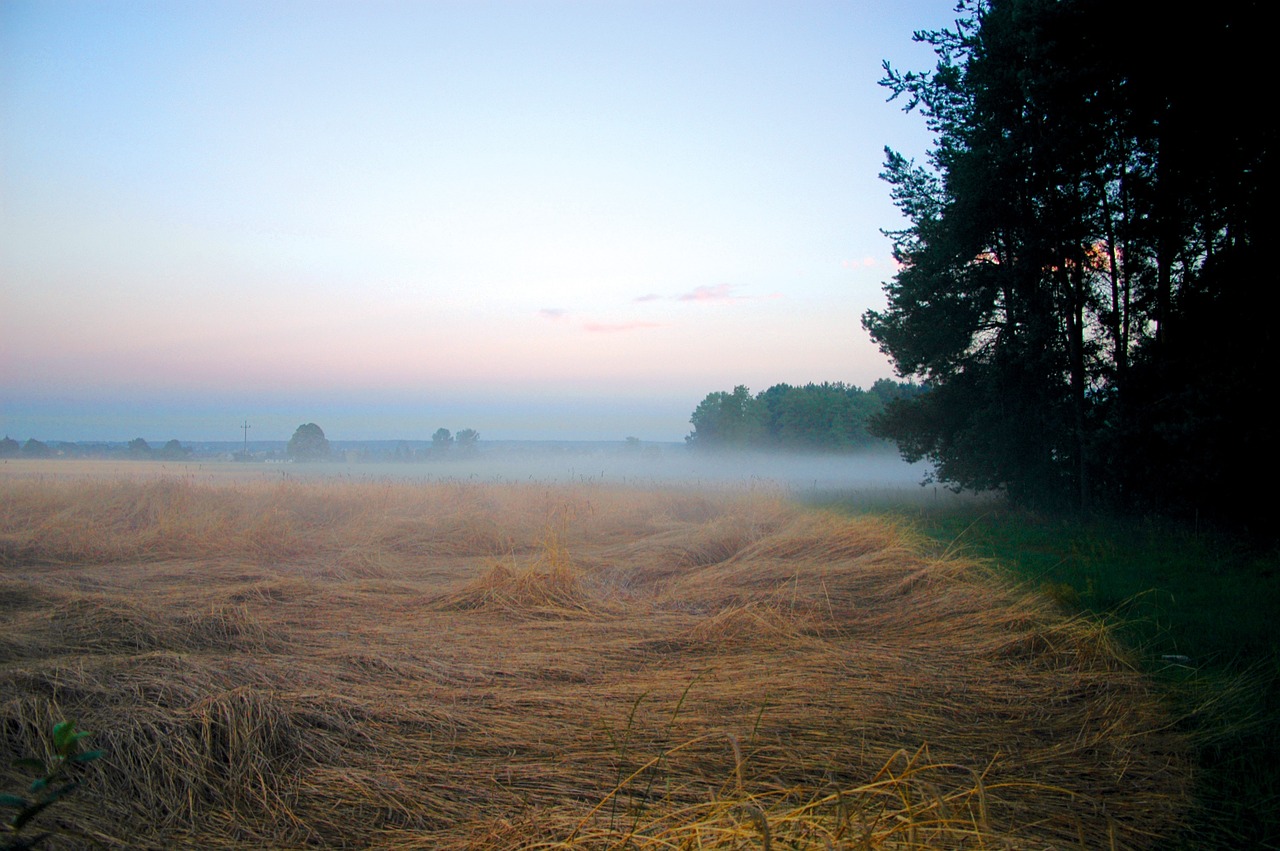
[455, 429, 479, 453]
[158, 439, 190, 460]
[0, 436, 19, 457]
[431, 428, 453, 453]
[128, 437, 153, 458]
[686, 385, 764, 449]
[21, 438, 51, 458]
[624, 436, 642, 451]
[287, 423, 330, 461]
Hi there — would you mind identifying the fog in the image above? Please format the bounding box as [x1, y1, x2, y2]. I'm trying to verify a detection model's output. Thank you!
[276, 444, 944, 497]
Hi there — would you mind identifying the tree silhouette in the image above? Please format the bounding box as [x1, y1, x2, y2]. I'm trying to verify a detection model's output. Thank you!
[863, 0, 1273, 524]
[431, 428, 453, 454]
[159, 439, 190, 460]
[287, 423, 330, 461]
[21, 439, 51, 458]
[455, 429, 479, 453]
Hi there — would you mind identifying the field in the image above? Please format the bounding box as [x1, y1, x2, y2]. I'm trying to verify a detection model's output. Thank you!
[2, 462, 1189, 848]
[859, 502, 1280, 849]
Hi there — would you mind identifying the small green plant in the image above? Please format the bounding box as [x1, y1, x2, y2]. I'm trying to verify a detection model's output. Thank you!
[2, 720, 102, 850]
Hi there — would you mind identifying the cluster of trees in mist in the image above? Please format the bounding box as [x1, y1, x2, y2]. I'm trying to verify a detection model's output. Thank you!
[126, 438, 191, 459]
[685, 380, 922, 451]
[2, 436, 49, 458]
[287, 423, 481, 463]
[0, 425, 484, 464]
[1, 436, 192, 460]
[429, 428, 480, 453]
[863, 0, 1273, 529]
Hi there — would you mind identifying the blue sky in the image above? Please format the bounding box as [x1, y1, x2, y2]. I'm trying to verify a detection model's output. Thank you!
[1, 0, 954, 442]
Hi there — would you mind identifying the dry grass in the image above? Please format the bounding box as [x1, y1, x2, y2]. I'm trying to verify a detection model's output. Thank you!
[1, 463, 1189, 848]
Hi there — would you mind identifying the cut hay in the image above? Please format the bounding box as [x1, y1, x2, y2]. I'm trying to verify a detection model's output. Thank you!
[0, 471, 1190, 848]
[687, 601, 825, 645]
[432, 558, 595, 618]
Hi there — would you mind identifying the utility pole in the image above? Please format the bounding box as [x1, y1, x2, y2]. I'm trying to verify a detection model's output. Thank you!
[241, 420, 250, 460]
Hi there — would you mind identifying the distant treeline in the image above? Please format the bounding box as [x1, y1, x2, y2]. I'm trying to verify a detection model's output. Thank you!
[0, 436, 193, 460]
[686, 380, 923, 451]
[0, 426, 494, 464]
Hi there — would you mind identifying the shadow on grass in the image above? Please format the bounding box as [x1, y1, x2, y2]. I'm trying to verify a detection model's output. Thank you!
[807, 489, 1280, 851]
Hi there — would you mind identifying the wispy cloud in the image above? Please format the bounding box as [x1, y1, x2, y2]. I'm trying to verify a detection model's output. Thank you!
[582, 321, 662, 333]
[635, 283, 776, 304]
[538, 308, 569, 320]
[676, 283, 744, 303]
[842, 256, 881, 269]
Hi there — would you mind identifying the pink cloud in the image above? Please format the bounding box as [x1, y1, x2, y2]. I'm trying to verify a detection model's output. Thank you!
[842, 257, 882, 269]
[582, 321, 662, 333]
[677, 283, 743, 303]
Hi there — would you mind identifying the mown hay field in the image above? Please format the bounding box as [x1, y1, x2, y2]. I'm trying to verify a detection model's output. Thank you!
[1, 462, 1189, 848]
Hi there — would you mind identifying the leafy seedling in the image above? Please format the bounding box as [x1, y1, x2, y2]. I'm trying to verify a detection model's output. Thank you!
[2, 721, 103, 850]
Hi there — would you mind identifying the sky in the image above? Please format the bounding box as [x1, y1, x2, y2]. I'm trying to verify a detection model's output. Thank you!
[1, 0, 954, 442]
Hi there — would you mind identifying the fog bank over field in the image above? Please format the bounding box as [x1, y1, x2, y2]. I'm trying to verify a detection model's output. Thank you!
[291, 444, 936, 493]
[2, 442, 951, 500]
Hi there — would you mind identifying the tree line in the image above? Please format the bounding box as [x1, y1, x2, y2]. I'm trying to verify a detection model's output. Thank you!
[0, 425, 482, 463]
[863, 0, 1273, 529]
[0, 436, 192, 460]
[686, 380, 922, 451]
[286, 423, 481, 462]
